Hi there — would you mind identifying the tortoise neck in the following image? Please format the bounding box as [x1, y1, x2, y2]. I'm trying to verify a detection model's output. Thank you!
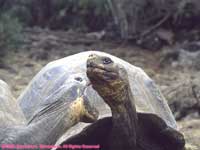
[110, 87, 138, 149]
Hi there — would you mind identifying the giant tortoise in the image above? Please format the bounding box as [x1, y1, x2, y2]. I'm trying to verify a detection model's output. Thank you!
[1, 51, 181, 149]
[85, 54, 185, 150]
[13, 51, 181, 149]
[0, 75, 98, 148]
[55, 54, 185, 150]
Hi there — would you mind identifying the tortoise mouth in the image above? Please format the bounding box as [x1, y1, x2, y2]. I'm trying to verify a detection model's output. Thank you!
[82, 95, 99, 123]
[87, 64, 118, 81]
[83, 107, 99, 123]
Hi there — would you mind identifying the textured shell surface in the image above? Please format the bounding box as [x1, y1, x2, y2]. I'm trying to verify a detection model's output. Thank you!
[18, 51, 177, 129]
[18, 69, 88, 119]
[27, 79, 88, 124]
[0, 80, 25, 127]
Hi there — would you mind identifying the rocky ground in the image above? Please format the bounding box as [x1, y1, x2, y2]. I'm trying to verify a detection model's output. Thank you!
[0, 28, 199, 149]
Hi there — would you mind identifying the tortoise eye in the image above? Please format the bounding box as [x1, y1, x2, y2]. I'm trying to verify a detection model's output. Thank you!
[75, 77, 83, 82]
[102, 57, 113, 64]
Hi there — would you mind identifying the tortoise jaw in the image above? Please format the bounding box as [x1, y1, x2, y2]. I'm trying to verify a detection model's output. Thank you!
[87, 53, 119, 82]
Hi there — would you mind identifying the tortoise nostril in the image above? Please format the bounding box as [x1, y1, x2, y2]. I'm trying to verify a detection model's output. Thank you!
[88, 54, 95, 58]
[87, 61, 93, 68]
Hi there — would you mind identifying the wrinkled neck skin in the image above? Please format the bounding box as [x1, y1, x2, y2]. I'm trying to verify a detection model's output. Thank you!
[108, 85, 138, 150]
[2, 100, 78, 146]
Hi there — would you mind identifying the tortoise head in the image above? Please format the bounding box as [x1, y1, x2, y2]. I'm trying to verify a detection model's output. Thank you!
[86, 54, 129, 108]
[69, 93, 99, 123]
[66, 75, 99, 123]
[29, 74, 99, 124]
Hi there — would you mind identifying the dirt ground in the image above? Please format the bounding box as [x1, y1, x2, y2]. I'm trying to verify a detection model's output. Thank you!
[0, 28, 199, 149]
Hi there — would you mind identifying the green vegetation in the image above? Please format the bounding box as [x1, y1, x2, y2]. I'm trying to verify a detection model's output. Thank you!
[0, 12, 23, 50]
[0, 0, 111, 53]
[41, 0, 112, 31]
